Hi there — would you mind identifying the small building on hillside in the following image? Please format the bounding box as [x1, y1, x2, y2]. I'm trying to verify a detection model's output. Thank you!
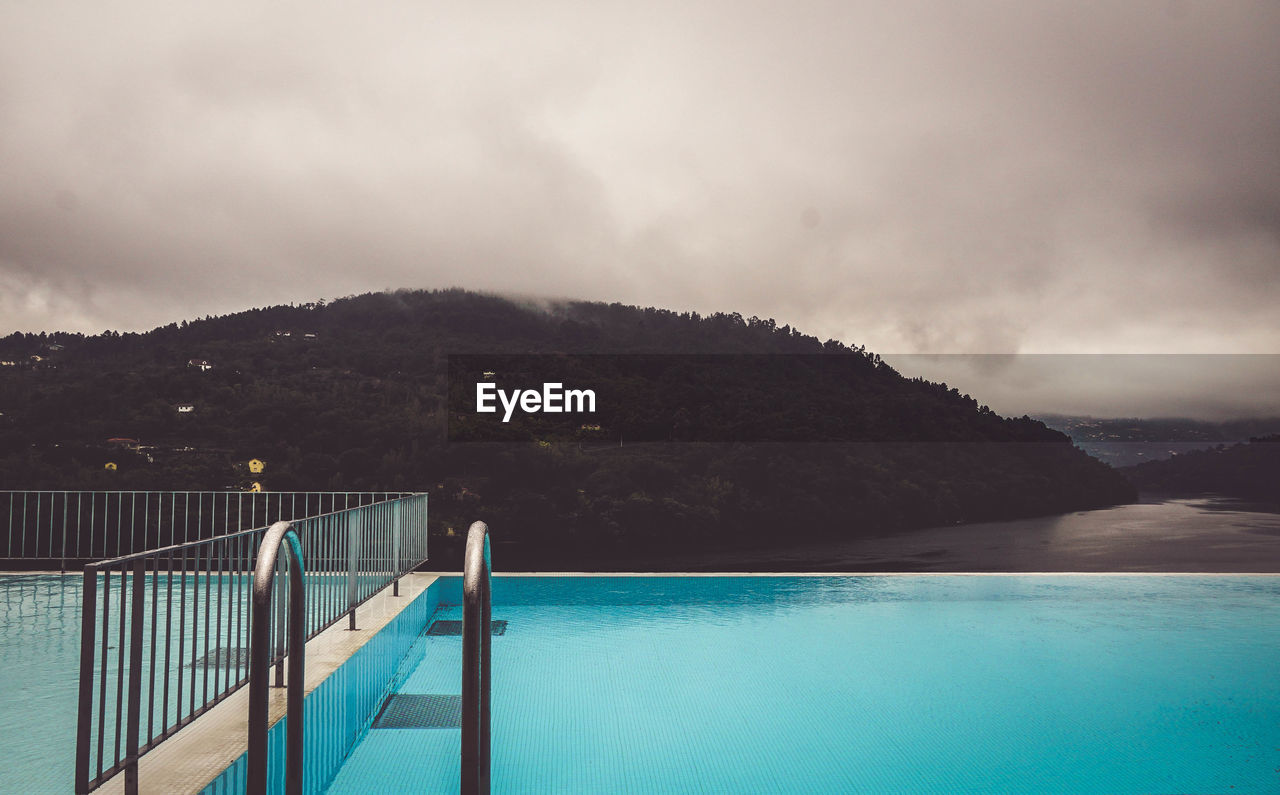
[176, 404, 195, 414]
[188, 359, 212, 371]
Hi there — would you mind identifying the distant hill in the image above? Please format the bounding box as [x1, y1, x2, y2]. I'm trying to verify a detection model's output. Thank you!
[0, 289, 1135, 565]
[1035, 415, 1280, 468]
[1120, 435, 1280, 501]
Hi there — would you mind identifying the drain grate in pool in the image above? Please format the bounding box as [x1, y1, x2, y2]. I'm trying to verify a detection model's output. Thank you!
[425, 619, 507, 636]
[187, 646, 250, 668]
[373, 694, 462, 729]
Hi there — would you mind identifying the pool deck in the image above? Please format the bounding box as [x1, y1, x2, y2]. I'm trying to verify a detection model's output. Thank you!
[98, 572, 440, 795]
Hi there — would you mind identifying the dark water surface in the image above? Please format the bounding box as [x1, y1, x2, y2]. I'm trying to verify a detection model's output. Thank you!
[638, 496, 1280, 572]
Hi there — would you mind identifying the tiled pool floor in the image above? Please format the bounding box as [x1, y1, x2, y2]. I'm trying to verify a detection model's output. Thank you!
[325, 576, 1280, 794]
[327, 624, 463, 792]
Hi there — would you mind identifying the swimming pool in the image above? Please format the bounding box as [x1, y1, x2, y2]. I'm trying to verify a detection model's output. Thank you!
[5, 574, 1280, 793]
[327, 575, 1280, 794]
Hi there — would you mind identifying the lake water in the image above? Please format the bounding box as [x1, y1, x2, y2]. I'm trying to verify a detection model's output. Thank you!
[657, 496, 1280, 572]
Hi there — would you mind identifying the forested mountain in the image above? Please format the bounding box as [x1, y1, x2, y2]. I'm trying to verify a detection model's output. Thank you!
[0, 289, 1135, 566]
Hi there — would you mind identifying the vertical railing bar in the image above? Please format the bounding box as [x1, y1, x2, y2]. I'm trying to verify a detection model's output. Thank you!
[347, 509, 359, 631]
[114, 562, 127, 776]
[147, 553, 159, 746]
[124, 557, 145, 794]
[162, 547, 173, 736]
[235, 533, 245, 686]
[175, 545, 187, 723]
[189, 545, 199, 719]
[32, 491, 40, 560]
[61, 491, 70, 572]
[88, 493, 96, 561]
[393, 504, 401, 596]
[217, 535, 227, 696]
[76, 492, 83, 561]
[74, 566, 98, 794]
[128, 491, 136, 557]
[202, 540, 212, 709]
[324, 514, 331, 631]
[96, 566, 110, 781]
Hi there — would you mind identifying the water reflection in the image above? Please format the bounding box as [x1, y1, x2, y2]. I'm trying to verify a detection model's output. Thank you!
[659, 496, 1280, 572]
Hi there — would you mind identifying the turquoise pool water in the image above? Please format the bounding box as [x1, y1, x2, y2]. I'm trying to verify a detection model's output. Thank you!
[328, 576, 1280, 794]
[0, 574, 81, 794]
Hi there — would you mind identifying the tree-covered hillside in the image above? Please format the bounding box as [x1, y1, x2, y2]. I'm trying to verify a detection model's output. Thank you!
[1121, 435, 1280, 501]
[0, 289, 1135, 565]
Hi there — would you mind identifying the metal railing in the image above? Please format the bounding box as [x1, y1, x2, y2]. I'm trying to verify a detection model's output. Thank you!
[462, 520, 492, 795]
[248, 521, 305, 795]
[2, 491, 411, 570]
[74, 493, 428, 793]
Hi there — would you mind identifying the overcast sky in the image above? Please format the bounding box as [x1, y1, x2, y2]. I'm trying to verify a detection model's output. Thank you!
[2, 1, 1277, 415]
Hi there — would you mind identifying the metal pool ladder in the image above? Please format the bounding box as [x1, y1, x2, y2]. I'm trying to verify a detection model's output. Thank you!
[462, 520, 492, 795]
[248, 521, 306, 795]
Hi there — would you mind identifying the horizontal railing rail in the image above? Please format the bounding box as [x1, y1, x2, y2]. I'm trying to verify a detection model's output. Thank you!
[73, 492, 428, 793]
[1, 491, 411, 570]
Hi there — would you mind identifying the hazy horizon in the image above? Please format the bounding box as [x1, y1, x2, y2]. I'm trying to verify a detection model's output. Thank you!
[5, 287, 1278, 422]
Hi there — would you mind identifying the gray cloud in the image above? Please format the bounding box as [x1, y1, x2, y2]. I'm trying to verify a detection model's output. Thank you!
[1, 1, 1278, 414]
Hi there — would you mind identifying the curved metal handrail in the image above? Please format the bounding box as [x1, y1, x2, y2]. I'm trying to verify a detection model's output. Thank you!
[461, 521, 492, 795]
[248, 521, 306, 795]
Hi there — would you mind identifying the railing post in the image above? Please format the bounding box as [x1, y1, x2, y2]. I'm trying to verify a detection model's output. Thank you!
[392, 509, 401, 597]
[462, 521, 492, 795]
[75, 567, 98, 795]
[123, 558, 146, 794]
[347, 509, 361, 630]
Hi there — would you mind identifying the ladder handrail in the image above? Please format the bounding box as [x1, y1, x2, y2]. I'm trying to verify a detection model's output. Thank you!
[248, 521, 306, 795]
[462, 521, 492, 795]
